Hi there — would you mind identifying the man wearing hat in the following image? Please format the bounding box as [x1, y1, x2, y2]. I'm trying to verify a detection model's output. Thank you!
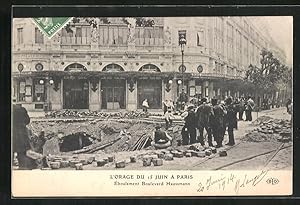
[210, 98, 226, 148]
[195, 98, 214, 146]
[224, 96, 239, 146]
[181, 104, 197, 145]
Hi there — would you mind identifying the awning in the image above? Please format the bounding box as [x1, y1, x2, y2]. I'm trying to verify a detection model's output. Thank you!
[12, 71, 193, 79]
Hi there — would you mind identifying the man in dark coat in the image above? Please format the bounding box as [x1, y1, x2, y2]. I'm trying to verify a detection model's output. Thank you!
[196, 98, 213, 146]
[181, 105, 197, 145]
[211, 98, 226, 148]
[13, 104, 35, 169]
[224, 97, 239, 146]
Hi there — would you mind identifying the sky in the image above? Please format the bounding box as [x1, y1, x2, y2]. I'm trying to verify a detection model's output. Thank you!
[262, 16, 293, 66]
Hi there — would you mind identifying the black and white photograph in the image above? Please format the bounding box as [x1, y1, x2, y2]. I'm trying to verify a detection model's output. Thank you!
[11, 15, 293, 196]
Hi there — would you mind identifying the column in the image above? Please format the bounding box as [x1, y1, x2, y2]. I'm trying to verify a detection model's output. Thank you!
[50, 78, 63, 110]
[89, 79, 101, 111]
[126, 79, 137, 111]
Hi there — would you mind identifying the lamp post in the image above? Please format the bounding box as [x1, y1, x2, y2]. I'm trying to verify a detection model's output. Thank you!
[179, 35, 187, 92]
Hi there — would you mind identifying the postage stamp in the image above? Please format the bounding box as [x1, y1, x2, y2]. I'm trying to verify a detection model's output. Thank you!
[32, 17, 73, 39]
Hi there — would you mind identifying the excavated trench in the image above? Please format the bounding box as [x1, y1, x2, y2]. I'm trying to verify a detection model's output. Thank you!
[29, 119, 183, 155]
[59, 133, 94, 152]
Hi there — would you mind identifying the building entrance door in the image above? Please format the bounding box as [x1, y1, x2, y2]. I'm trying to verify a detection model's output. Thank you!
[101, 79, 126, 109]
[138, 79, 162, 109]
[63, 79, 89, 109]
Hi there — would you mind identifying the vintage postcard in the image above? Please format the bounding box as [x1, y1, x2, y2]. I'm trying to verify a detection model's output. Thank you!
[11, 15, 293, 197]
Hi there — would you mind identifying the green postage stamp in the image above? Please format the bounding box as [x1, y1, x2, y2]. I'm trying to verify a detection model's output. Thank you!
[32, 17, 73, 39]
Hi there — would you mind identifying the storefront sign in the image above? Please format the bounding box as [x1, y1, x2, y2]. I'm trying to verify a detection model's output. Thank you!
[189, 87, 196, 97]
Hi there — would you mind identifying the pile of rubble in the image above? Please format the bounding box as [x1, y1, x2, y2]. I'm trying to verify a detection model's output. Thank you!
[43, 144, 228, 170]
[45, 110, 163, 119]
[244, 118, 292, 142]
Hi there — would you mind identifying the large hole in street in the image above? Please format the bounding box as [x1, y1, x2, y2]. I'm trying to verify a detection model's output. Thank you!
[59, 133, 94, 152]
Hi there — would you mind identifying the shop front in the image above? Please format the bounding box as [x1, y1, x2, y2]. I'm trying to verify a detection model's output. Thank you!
[137, 78, 162, 109]
[101, 79, 126, 110]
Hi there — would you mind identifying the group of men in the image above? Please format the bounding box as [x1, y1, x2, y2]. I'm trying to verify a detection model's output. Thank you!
[180, 96, 254, 148]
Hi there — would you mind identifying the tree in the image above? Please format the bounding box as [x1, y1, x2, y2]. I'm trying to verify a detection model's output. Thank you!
[244, 48, 292, 106]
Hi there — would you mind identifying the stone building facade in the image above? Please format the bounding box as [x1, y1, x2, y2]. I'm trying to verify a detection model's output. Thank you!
[12, 17, 286, 111]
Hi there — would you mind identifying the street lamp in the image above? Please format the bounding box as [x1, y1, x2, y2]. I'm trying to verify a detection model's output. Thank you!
[179, 34, 187, 92]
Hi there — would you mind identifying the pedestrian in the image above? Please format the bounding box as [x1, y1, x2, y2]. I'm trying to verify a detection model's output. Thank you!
[151, 124, 172, 149]
[163, 100, 168, 114]
[195, 98, 214, 146]
[238, 97, 245, 120]
[245, 96, 255, 121]
[286, 98, 292, 113]
[224, 96, 239, 146]
[178, 89, 188, 110]
[164, 109, 175, 129]
[181, 104, 197, 145]
[142, 99, 149, 113]
[13, 103, 36, 169]
[211, 98, 226, 148]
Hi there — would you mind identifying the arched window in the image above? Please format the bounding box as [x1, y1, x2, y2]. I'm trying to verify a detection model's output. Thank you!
[139, 64, 161, 72]
[64, 63, 87, 71]
[102, 64, 124, 72]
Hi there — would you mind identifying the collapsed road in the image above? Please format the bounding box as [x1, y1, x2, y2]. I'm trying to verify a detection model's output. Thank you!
[18, 108, 292, 170]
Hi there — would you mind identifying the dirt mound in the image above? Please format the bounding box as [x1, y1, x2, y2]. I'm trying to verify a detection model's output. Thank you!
[243, 118, 292, 142]
[45, 110, 162, 119]
[252, 116, 273, 125]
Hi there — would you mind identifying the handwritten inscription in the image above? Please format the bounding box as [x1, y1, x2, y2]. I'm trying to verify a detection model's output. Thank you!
[197, 170, 270, 194]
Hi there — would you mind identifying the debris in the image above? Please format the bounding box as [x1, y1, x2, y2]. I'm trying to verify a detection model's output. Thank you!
[130, 156, 137, 163]
[60, 160, 70, 168]
[116, 161, 126, 168]
[97, 160, 106, 167]
[185, 152, 192, 157]
[211, 147, 217, 154]
[69, 160, 80, 168]
[244, 118, 291, 142]
[205, 149, 212, 156]
[174, 152, 184, 158]
[164, 153, 174, 161]
[108, 156, 115, 162]
[157, 152, 165, 159]
[75, 163, 83, 170]
[219, 150, 227, 157]
[49, 161, 60, 169]
[196, 151, 206, 158]
[143, 158, 152, 166]
[152, 159, 163, 166]
[87, 156, 95, 164]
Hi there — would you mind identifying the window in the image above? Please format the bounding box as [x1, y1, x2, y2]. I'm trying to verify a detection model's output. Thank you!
[17, 28, 23, 44]
[18, 80, 26, 101]
[139, 64, 160, 72]
[99, 25, 130, 46]
[35, 28, 44, 44]
[197, 30, 204, 46]
[102, 64, 124, 72]
[33, 79, 45, 102]
[61, 26, 91, 45]
[135, 26, 164, 46]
